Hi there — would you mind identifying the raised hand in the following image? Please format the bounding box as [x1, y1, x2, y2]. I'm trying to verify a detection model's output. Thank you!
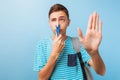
[78, 12, 102, 52]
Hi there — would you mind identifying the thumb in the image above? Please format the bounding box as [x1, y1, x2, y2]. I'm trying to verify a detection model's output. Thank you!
[77, 27, 83, 41]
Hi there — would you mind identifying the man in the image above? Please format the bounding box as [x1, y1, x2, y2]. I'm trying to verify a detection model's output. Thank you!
[33, 4, 106, 80]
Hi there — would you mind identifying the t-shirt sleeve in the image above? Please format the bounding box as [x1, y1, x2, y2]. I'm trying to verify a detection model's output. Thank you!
[33, 40, 46, 71]
[80, 46, 91, 66]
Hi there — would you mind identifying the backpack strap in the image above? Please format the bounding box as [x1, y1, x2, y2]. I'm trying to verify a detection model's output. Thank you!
[71, 37, 87, 80]
[71, 37, 80, 53]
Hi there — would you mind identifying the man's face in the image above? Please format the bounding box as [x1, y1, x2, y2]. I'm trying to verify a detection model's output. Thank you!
[49, 11, 70, 36]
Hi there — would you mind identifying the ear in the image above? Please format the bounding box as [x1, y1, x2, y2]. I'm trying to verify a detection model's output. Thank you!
[67, 19, 70, 27]
[48, 19, 50, 25]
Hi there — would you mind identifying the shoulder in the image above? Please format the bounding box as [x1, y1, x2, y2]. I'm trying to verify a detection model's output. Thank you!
[37, 37, 51, 44]
[70, 36, 79, 40]
[36, 37, 51, 48]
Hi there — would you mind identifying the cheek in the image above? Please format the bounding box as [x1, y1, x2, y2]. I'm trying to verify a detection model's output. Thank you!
[60, 23, 68, 30]
[50, 23, 56, 30]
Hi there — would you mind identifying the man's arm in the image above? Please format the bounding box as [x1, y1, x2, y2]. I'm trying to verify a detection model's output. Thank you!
[39, 35, 66, 80]
[88, 50, 105, 75]
[39, 53, 58, 80]
[78, 12, 106, 75]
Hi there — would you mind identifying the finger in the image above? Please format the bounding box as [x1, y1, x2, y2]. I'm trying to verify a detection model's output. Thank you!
[88, 14, 93, 30]
[58, 36, 66, 46]
[54, 34, 62, 42]
[95, 12, 99, 31]
[61, 37, 66, 45]
[58, 35, 66, 43]
[60, 44, 65, 50]
[56, 34, 62, 41]
[99, 20, 102, 33]
[58, 39, 62, 45]
[92, 12, 96, 30]
[78, 28, 83, 41]
[58, 38, 65, 49]
[60, 36, 65, 41]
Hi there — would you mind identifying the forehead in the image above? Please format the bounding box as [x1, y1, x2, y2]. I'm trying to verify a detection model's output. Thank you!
[49, 11, 67, 19]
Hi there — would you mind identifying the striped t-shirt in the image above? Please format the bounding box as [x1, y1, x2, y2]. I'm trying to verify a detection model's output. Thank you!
[33, 36, 91, 80]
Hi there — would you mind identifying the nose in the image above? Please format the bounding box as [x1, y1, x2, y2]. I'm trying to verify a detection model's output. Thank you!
[56, 20, 60, 25]
[55, 19, 60, 29]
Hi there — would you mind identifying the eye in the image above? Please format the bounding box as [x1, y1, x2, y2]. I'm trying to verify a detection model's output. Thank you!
[51, 18, 56, 22]
[59, 18, 65, 22]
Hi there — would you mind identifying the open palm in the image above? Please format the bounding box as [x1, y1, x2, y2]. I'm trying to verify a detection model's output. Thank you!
[78, 12, 102, 51]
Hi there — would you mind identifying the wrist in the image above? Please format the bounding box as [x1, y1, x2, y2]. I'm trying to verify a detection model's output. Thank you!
[88, 50, 99, 57]
[50, 52, 59, 60]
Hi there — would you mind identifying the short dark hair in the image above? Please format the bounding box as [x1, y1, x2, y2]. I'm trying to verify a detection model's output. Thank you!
[48, 4, 69, 19]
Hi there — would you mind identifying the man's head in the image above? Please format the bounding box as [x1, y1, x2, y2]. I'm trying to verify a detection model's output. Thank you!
[49, 4, 70, 36]
[49, 4, 69, 19]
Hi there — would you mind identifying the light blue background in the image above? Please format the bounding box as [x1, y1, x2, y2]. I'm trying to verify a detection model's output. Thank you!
[0, 0, 120, 80]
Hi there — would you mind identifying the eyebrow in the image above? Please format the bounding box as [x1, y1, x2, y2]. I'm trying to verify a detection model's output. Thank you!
[59, 16, 66, 18]
[51, 16, 66, 19]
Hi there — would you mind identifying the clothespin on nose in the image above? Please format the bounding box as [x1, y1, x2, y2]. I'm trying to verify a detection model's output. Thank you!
[56, 24, 60, 37]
